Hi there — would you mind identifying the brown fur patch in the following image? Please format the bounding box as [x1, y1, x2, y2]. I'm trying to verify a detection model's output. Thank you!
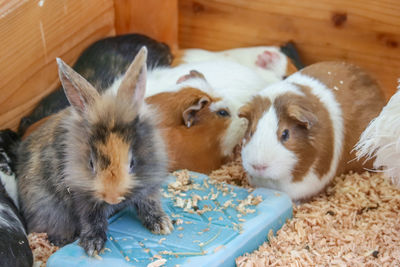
[93, 133, 134, 204]
[285, 59, 298, 77]
[239, 96, 271, 143]
[171, 50, 186, 67]
[146, 87, 230, 173]
[299, 62, 386, 176]
[274, 89, 334, 182]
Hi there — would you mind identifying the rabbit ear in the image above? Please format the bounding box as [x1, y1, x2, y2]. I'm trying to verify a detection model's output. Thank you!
[116, 47, 147, 112]
[56, 58, 100, 114]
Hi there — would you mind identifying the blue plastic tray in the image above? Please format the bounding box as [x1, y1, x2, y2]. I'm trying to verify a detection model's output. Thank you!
[48, 171, 292, 267]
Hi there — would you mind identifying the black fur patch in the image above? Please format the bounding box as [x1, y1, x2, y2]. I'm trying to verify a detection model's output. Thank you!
[0, 129, 20, 174]
[0, 181, 33, 267]
[280, 42, 305, 70]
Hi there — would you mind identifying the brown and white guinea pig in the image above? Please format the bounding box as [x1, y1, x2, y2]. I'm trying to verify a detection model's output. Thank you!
[240, 61, 385, 200]
[171, 46, 299, 82]
[108, 60, 274, 173]
[16, 47, 172, 256]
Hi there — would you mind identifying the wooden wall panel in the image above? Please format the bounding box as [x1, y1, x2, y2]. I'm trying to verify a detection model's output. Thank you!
[114, 0, 179, 51]
[178, 0, 400, 99]
[0, 0, 115, 130]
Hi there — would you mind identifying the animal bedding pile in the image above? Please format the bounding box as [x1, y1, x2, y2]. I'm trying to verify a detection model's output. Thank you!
[234, 171, 400, 266]
[28, 160, 400, 266]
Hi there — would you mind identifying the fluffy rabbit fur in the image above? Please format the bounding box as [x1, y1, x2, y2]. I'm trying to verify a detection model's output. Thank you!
[17, 48, 172, 256]
[355, 80, 400, 186]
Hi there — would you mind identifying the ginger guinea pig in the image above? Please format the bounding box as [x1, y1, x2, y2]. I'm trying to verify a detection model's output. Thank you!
[146, 76, 238, 173]
[240, 61, 385, 200]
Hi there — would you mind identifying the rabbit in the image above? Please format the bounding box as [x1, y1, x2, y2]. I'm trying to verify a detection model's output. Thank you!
[0, 129, 33, 267]
[16, 47, 172, 256]
[18, 33, 173, 136]
[240, 61, 385, 200]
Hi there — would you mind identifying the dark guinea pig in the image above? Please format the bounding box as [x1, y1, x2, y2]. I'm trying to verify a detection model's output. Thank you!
[0, 129, 33, 267]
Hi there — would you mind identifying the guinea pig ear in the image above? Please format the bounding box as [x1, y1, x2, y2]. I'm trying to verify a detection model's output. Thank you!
[116, 47, 147, 112]
[287, 104, 318, 130]
[238, 103, 253, 123]
[182, 96, 210, 128]
[176, 70, 206, 84]
[56, 58, 100, 114]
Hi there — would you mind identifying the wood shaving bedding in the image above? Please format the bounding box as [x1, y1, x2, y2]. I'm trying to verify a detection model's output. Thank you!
[235, 171, 400, 266]
[27, 159, 400, 265]
[28, 233, 59, 267]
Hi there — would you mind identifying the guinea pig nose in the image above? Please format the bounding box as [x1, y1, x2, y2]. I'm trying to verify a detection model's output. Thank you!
[252, 164, 268, 171]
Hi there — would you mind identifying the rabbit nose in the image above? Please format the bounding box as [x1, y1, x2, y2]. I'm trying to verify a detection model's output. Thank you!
[252, 164, 268, 171]
[102, 193, 125, 205]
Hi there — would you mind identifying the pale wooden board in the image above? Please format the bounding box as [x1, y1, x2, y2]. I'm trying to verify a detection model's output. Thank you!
[0, 0, 115, 130]
[178, 0, 400, 99]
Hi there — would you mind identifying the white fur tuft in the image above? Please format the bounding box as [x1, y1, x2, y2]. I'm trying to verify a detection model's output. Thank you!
[355, 81, 400, 186]
[0, 171, 19, 209]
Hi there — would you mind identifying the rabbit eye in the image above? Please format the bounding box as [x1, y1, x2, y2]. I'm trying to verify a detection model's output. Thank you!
[129, 158, 136, 174]
[216, 109, 230, 117]
[281, 129, 290, 142]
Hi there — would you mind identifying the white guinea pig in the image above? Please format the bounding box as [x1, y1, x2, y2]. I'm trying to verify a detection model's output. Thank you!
[240, 61, 385, 200]
[172, 46, 297, 83]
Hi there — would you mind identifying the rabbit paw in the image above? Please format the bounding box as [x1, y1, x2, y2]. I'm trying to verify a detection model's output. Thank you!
[79, 232, 107, 257]
[147, 214, 174, 235]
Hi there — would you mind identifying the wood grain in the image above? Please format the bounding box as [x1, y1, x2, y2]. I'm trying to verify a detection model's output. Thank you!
[178, 0, 400, 99]
[114, 0, 179, 52]
[0, 0, 115, 130]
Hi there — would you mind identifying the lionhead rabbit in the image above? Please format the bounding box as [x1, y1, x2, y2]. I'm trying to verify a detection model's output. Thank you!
[17, 47, 172, 256]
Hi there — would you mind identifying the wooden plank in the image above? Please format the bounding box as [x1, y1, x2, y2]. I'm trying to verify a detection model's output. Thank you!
[178, 0, 400, 99]
[0, 0, 115, 130]
[114, 0, 179, 51]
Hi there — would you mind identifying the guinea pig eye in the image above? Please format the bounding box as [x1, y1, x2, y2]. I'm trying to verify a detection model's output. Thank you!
[129, 158, 136, 174]
[216, 109, 230, 117]
[281, 129, 290, 142]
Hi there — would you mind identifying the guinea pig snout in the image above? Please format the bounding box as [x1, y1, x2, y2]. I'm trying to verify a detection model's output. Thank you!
[251, 164, 268, 172]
